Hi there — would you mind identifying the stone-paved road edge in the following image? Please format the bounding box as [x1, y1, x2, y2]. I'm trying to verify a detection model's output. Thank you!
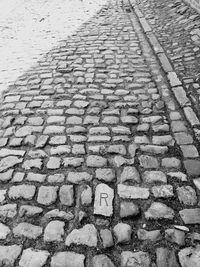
[0, 0, 199, 266]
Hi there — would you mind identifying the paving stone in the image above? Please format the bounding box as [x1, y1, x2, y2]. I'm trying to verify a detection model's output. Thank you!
[0, 148, 25, 157]
[44, 209, 74, 221]
[100, 229, 114, 248]
[143, 171, 167, 183]
[59, 185, 74, 206]
[113, 223, 132, 244]
[0, 156, 23, 172]
[0, 245, 22, 266]
[118, 184, 149, 199]
[63, 157, 84, 167]
[13, 222, 43, 239]
[66, 116, 82, 125]
[137, 229, 162, 241]
[28, 117, 44, 126]
[28, 150, 47, 158]
[9, 184, 36, 200]
[121, 251, 151, 267]
[112, 126, 131, 135]
[119, 166, 141, 183]
[180, 145, 199, 158]
[36, 135, 49, 148]
[184, 107, 200, 126]
[86, 155, 107, 167]
[178, 245, 200, 267]
[177, 186, 197, 205]
[44, 220, 65, 242]
[156, 247, 179, 267]
[167, 171, 187, 181]
[37, 186, 58, 205]
[81, 185, 92, 205]
[51, 252, 85, 267]
[72, 144, 85, 155]
[174, 132, 193, 145]
[22, 158, 43, 170]
[162, 157, 181, 168]
[0, 222, 10, 239]
[184, 160, 200, 176]
[92, 255, 116, 267]
[128, 143, 139, 157]
[65, 224, 97, 247]
[47, 157, 61, 169]
[165, 228, 185, 245]
[47, 173, 65, 183]
[0, 169, 14, 182]
[49, 135, 66, 145]
[152, 185, 174, 198]
[47, 116, 65, 124]
[179, 209, 200, 224]
[15, 126, 43, 137]
[67, 172, 92, 184]
[120, 201, 139, 218]
[19, 248, 49, 267]
[50, 145, 71, 155]
[139, 155, 159, 168]
[96, 168, 115, 182]
[44, 125, 65, 134]
[0, 190, 6, 203]
[0, 203, 17, 218]
[140, 145, 168, 154]
[145, 202, 174, 220]
[26, 173, 46, 182]
[94, 183, 114, 217]
[121, 115, 138, 124]
[152, 135, 174, 146]
[19, 205, 43, 217]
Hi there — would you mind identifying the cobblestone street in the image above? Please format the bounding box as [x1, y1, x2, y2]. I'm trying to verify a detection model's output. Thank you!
[0, 0, 200, 266]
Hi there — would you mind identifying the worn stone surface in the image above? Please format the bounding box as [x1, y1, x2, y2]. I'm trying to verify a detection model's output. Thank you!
[19, 248, 49, 267]
[65, 224, 97, 247]
[0, 0, 199, 263]
[94, 183, 114, 216]
[178, 245, 200, 267]
[51, 252, 85, 267]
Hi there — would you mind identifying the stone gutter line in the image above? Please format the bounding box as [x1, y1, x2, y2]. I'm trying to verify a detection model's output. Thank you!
[130, 0, 200, 130]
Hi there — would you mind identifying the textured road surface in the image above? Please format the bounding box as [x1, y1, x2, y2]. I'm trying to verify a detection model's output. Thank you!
[0, 0, 200, 266]
[0, 0, 107, 94]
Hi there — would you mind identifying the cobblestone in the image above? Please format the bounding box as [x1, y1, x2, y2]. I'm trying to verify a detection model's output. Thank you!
[0, 0, 199, 264]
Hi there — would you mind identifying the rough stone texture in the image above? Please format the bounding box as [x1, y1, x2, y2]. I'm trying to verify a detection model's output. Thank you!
[120, 201, 139, 218]
[19, 248, 49, 267]
[118, 184, 150, 199]
[100, 229, 114, 248]
[119, 166, 140, 183]
[177, 186, 197, 205]
[92, 255, 115, 267]
[44, 221, 65, 242]
[145, 202, 174, 220]
[37, 186, 58, 205]
[13, 223, 43, 239]
[179, 209, 200, 224]
[0, 0, 200, 262]
[59, 185, 74, 206]
[65, 224, 97, 247]
[94, 183, 114, 216]
[156, 247, 179, 267]
[137, 229, 162, 242]
[0, 245, 22, 266]
[51, 252, 85, 267]
[113, 223, 132, 244]
[121, 251, 151, 267]
[0, 156, 23, 172]
[178, 245, 200, 267]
